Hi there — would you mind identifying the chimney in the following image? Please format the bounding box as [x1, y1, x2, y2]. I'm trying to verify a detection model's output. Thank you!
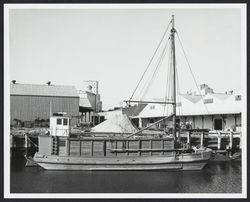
[11, 80, 16, 84]
[46, 81, 51, 86]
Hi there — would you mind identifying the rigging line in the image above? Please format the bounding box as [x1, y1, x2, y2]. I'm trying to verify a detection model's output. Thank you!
[141, 36, 170, 100]
[138, 35, 171, 100]
[129, 20, 172, 101]
[176, 31, 210, 115]
[136, 36, 170, 100]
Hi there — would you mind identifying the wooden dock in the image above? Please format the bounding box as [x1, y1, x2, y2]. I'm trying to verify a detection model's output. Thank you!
[10, 130, 241, 160]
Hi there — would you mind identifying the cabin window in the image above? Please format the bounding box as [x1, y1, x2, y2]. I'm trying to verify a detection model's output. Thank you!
[63, 118, 68, 126]
[57, 118, 62, 125]
[235, 95, 241, 101]
[59, 140, 66, 146]
[214, 119, 222, 130]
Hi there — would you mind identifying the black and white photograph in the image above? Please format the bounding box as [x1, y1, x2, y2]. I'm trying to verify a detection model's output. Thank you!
[4, 3, 246, 198]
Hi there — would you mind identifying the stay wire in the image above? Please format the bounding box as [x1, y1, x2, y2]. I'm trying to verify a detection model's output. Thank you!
[176, 31, 210, 115]
[129, 20, 172, 101]
[141, 36, 170, 100]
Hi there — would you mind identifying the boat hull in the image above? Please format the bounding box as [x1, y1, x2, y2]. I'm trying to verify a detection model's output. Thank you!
[33, 150, 211, 171]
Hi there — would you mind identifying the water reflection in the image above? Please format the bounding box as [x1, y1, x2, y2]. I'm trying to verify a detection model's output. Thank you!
[10, 150, 242, 193]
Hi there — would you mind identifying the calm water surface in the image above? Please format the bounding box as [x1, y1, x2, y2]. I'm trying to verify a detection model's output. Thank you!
[10, 153, 242, 193]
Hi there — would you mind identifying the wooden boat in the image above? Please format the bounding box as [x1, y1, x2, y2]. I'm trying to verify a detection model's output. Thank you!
[31, 15, 212, 171]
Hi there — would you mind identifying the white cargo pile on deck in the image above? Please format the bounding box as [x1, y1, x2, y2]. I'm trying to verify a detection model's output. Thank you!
[91, 114, 138, 133]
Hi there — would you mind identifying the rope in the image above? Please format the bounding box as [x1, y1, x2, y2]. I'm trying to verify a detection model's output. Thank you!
[176, 31, 210, 115]
[129, 20, 172, 101]
[141, 36, 171, 100]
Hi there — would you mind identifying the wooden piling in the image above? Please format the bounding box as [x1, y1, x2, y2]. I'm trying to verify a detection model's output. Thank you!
[138, 140, 142, 156]
[127, 140, 129, 156]
[149, 140, 152, 156]
[217, 131, 221, 150]
[187, 132, 190, 144]
[200, 132, 204, 147]
[79, 140, 82, 156]
[161, 140, 164, 155]
[229, 131, 233, 151]
[24, 134, 28, 148]
[91, 140, 94, 156]
[103, 140, 106, 156]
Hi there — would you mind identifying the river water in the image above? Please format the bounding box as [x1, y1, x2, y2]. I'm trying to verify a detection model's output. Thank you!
[10, 151, 242, 193]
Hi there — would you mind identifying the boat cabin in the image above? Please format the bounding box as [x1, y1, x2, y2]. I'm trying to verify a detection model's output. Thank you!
[50, 114, 70, 137]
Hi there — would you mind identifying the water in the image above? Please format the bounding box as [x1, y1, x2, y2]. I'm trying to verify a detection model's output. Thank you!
[10, 151, 242, 193]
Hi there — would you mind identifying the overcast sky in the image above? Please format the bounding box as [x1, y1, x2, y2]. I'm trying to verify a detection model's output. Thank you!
[9, 6, 243, 110]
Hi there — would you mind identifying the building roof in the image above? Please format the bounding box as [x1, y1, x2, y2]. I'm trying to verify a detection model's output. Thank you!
[10, 84, 79, 97]
[135, 91, 242, 118]
[79, 98, 93, 109]
[179, 94, 202, 103]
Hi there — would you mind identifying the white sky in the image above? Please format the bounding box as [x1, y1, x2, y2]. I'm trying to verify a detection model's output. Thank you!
[9, 7, 242, 110]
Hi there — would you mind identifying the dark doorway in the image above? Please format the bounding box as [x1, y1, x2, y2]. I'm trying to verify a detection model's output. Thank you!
[214, 119, 223, 130]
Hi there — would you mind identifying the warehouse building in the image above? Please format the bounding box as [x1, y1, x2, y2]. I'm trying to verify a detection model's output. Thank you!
[131, 87, 242, 132]
[10, 83, 79, 125]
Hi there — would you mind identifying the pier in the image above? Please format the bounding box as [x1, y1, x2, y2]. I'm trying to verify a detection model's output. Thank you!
[10, 128, 241, 161]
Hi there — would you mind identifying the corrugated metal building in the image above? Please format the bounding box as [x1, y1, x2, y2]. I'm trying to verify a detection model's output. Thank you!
[10, 83, 79, 125]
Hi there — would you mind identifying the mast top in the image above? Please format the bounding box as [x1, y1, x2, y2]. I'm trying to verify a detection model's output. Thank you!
[171, 15, 176, 33]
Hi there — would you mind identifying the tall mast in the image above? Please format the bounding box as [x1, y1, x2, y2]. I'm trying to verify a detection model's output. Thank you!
[171, 15, 177, 139]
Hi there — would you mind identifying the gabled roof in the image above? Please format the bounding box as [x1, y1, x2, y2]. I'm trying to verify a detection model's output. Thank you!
[10, 84, 79, 97]
[136, 91, 242, 118]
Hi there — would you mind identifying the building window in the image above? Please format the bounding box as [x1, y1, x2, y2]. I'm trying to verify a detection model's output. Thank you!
[63, 118, 68, 126]
[204, 98, 213, 104]
[235, 95, 241, 101]
[214, 119, 222, 130]
[150, 105, 155, 110]
[57, 118, 62, 125]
